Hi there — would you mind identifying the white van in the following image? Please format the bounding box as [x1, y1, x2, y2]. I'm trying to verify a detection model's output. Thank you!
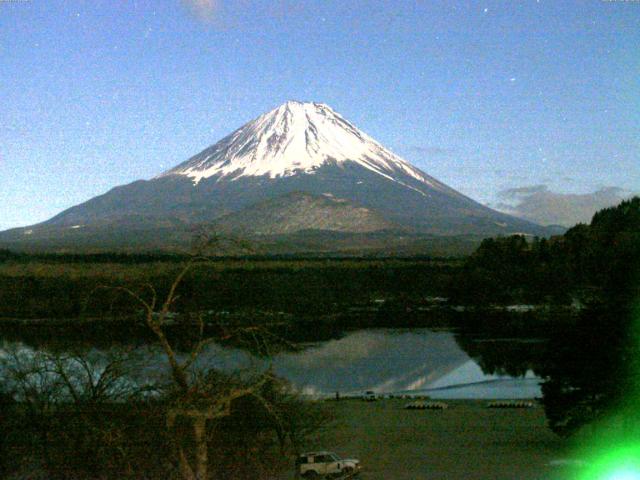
[296, 451, 361, 478]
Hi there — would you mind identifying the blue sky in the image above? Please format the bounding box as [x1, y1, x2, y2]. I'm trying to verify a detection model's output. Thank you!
[1, 0, 638, 230]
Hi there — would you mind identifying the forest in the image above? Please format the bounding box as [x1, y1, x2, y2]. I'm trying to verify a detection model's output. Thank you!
[455, 197, 640, 436]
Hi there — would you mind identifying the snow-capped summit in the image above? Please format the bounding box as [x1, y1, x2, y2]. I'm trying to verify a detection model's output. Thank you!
[161, 101, 456, 197]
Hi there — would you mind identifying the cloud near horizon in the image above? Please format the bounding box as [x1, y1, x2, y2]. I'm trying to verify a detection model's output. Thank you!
[496, 185, 635, 227]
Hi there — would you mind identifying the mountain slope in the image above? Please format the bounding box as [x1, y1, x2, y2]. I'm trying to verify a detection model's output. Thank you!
[213, 192, 395, 235]
[0, 100, 550, 252]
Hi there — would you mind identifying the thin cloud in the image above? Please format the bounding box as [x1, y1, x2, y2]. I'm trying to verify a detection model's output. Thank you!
[496, 185, 634, 227]
[180, 0, 303, 27]
[501, 185, 548, 196]
[409, 146, 453, 156]
[181, 0, 218, 23]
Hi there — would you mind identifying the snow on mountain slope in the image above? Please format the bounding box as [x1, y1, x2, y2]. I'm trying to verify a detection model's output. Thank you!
[161, 101, 458, 198]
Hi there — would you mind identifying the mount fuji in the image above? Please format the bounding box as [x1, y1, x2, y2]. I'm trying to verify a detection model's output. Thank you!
[0, 101, 551, 253]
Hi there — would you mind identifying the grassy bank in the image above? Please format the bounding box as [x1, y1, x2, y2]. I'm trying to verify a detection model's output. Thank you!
[291, 398, 573, 480]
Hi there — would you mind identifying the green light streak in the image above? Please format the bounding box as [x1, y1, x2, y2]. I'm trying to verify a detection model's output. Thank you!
[577, 444, 640, 480]
[606, 472, 640, 480]
[573, 302, 640, 480]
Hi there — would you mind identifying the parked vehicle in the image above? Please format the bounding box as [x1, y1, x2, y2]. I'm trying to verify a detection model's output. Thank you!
[296, 451, 361, 478]
[362, 390, 377, 401]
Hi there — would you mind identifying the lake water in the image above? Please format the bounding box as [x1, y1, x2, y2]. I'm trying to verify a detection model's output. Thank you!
[0, 328, 543, 399]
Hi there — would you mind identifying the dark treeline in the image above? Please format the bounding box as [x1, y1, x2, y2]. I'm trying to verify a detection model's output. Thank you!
[449, 235, 571, 304]
[0, 248, 457, 264]
[450, 197, 640, 306]
[0, 248, 191, 264]
[454, 197, 640, 436]
[0, 258, 459, 319]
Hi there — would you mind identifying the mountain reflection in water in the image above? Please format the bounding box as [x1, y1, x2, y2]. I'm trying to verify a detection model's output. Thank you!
[0, 329, 543, 399]
[267, 330, 542, 398]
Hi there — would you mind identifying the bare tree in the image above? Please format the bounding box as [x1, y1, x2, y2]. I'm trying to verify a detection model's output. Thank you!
[102, 234, 286, 480]
[0, 234, 325, 479]
[0, 346, 161, 479]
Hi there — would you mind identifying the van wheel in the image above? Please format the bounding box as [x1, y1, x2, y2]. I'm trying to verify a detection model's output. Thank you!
[303, 471, 320, 479]
[342, 466, 354, 475]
